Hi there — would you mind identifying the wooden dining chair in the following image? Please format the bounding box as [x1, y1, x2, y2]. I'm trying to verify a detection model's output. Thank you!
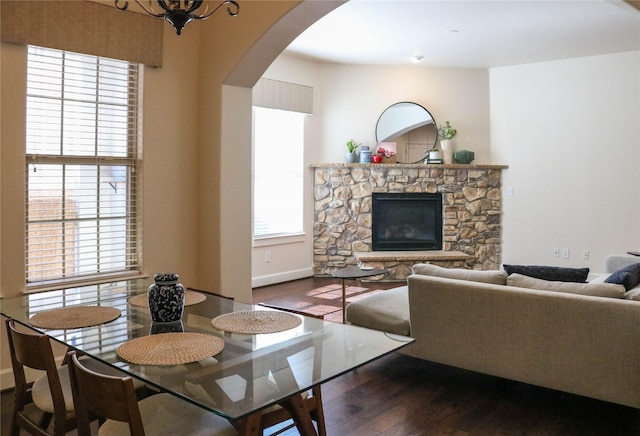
[255, 304, 327, 436]
[5, 317, 78, 436]
[5, 317, 153, 436]
[66, 350, 238, 436]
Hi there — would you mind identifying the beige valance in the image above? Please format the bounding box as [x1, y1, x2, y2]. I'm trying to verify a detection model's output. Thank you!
[253, 78, 313, 114]
[1, 0, 163, 67]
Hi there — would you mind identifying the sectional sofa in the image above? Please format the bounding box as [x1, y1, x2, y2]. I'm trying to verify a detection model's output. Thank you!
[345, 255, 640, 408]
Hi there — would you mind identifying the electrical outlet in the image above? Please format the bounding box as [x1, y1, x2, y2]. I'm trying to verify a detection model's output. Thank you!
[265, 251, 271, 263]
[562, 248, 570, 259]
[553, 248, 559, 257]
[583, 250, 590, 261]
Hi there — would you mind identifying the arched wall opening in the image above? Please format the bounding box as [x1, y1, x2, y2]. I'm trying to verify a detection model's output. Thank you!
[211, 1, 345, 301]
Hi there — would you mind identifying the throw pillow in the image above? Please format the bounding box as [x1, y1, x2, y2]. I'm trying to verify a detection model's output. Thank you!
[502, 264, 589, 283]
[411, 263, 507, 285]
[507, 273, 625, 298]
[604, 263, 640, 291]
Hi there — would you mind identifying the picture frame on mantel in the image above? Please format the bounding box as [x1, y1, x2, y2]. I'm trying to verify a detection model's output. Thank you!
[376, 142, 397, 163]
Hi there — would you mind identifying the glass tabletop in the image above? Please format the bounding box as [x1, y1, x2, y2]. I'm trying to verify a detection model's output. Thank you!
[1, 278, 413, 420]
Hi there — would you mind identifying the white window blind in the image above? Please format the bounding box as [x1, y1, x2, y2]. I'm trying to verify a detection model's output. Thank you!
[25, 46, 140, 287]
[253, 107, 305, 238]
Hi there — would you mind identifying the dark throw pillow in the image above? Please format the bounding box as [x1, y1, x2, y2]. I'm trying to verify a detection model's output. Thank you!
[502, 264, 589, 283]
[605, 263, 640, 291]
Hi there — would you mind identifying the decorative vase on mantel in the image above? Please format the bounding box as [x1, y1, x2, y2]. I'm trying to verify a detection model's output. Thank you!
[440, 139, 454, 164]
[345, 151, 358, 163]
[148, 272, 184, 323]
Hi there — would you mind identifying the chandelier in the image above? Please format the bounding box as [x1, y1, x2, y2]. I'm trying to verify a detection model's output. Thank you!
[115, 0, 240, 35]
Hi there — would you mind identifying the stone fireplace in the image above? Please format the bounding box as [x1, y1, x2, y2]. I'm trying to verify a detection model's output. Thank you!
[311, 163, 507, 280]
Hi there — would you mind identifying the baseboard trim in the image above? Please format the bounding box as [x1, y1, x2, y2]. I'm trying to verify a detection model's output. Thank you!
[252, 268, 313, 288]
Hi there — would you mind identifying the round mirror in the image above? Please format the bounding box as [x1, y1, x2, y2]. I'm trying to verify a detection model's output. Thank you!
[375, 102, 438, 163]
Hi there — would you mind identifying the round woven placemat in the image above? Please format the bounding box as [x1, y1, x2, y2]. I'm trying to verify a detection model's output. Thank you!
[211, 310, 302, 334]
[116, 332, 224, 366]
[128, 291, 206, 308]
[29, 306, 121, 330]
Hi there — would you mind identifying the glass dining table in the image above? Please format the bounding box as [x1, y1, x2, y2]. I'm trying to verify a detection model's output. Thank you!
[1, 278, 413, 436]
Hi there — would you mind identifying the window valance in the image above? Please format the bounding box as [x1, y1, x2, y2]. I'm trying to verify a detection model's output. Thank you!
[0, 0, 163, 67]
[253, 78, 313, 115]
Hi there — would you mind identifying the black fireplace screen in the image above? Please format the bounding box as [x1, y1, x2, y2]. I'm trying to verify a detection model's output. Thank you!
[372, 192, 443, 251]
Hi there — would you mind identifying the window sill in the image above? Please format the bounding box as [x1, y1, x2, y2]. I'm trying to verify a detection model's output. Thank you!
[253, 232, 306, 247]
[25, 271, 148, 294]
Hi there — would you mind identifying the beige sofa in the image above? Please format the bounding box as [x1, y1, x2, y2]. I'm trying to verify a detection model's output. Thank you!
[345, 255, 640, 409]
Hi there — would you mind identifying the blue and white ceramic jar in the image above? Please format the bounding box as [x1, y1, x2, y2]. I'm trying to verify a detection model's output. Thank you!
[148, 273, 185, 323]
[359, 146, 372, 163]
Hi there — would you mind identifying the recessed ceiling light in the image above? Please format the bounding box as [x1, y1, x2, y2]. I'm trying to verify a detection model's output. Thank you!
[411, 55, 424, 63]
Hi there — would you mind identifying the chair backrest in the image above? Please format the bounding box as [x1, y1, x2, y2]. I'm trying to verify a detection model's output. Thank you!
[66, 350, 145, 436]
[5, 317, 69, 435]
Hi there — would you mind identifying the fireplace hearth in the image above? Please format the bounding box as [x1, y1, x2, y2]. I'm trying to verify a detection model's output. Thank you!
[372, 192, 442, 251]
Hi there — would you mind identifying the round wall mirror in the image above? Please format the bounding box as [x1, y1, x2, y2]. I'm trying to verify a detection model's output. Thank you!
[375, 102, 438, 163]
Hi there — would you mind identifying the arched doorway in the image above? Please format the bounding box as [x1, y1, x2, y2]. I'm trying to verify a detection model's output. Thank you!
[215, 1, 344, 300]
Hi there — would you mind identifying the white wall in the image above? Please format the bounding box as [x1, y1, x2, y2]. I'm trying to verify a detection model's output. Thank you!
[251, 55, 490, 286]
[491, 51, 640, 272]
[318, 64, 491, 163]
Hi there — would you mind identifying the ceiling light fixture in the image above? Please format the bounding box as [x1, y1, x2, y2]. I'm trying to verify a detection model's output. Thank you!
[411, 55, 424, 63]
[115, 0, 239, 36]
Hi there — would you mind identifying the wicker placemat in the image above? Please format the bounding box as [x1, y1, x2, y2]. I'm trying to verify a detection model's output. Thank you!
[29, 306, 121, 330]
[116, 332, 224, 366]
[128, 291, 206, 308]
[211, 310, 302, 334]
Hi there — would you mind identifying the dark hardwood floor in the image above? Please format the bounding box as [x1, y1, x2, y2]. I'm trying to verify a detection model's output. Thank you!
[2, 277, 637, 435]
[255, 277, 639, 436]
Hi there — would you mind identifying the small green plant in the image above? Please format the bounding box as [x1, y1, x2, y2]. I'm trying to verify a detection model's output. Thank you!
[346, 139, 360, 153]
[437, 121, 457, 140]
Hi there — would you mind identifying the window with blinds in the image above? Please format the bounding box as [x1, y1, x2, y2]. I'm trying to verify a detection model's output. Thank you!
[25, 46, 141, 287]
[253, 107, 306, 238]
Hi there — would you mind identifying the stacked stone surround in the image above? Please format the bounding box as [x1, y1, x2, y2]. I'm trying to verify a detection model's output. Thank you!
[311, 163, 508, 280]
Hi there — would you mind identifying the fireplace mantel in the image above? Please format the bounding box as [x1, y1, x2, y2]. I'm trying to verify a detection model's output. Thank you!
[310, 163, 508, 280]
[310, 163, 508, 170]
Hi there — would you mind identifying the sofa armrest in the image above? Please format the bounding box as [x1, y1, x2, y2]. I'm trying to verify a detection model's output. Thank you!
[605, 255, 639, 273]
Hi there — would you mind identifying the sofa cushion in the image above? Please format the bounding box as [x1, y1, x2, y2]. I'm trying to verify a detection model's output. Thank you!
[604, 262, 640, 291]
[623, 284, 640, 301]
[411, 263, 507, 285]
[507, 273, 625, 298]
[503, 264, 589, 283]
[345, 286, 409, 336]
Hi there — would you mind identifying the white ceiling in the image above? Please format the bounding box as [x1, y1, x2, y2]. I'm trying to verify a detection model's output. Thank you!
[285, 0, 640, 68]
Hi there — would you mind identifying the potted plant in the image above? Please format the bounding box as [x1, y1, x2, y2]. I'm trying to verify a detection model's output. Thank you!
[345, 139, 360, 163]
[437, 121, 457, 164]
[428, 147, 442, 162]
